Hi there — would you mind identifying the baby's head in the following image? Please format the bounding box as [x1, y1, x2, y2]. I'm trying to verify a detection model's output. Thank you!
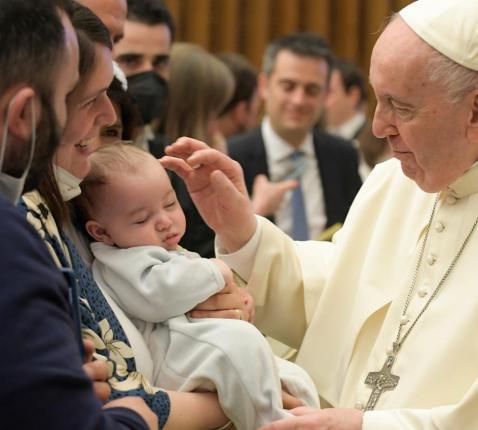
[79, 142, 186, 250]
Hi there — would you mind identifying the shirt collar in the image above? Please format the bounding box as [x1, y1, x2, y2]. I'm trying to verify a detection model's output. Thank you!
[327, 112, 366, 140]
[262, 117, 315, 163]
[447, 161, 478, 198]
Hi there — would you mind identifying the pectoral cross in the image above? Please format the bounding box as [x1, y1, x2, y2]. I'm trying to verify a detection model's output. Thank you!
[364, 352, 400, 411]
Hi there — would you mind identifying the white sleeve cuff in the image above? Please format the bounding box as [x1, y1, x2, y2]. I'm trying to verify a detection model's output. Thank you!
[215, 215, 263, 281]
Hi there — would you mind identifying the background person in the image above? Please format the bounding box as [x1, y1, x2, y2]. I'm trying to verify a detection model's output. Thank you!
[116, 0, 174, 80]
[324, 57, 390, 179]
[78, 0, 127, 44]
[228, 33, 362, 241]
[92, 77, 144, 147]
[165, 42, 235, 257]
[115, 0, 174, 149]
[216, 52, 262, 140]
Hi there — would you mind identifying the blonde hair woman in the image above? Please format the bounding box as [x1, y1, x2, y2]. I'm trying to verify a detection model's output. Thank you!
[164, 42, 234, 152]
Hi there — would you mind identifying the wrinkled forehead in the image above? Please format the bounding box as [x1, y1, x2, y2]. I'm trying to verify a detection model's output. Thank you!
[370, 17, 433, 87]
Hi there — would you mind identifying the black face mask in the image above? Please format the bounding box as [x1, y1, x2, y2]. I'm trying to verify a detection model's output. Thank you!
[127, 71, 168, 125]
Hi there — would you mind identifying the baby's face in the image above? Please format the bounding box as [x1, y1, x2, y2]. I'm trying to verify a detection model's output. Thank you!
[95, 160, 186, 250]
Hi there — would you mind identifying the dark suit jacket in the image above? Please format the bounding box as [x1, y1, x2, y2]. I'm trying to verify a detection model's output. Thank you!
[228, 127, 362, 229]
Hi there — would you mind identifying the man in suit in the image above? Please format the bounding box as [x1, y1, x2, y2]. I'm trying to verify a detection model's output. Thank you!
[324, 57, 390, 179]
[216, 52, 262, 139]
[228, 33, 362, 240]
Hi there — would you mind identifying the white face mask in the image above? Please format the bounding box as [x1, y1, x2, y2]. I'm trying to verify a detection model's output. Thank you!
[0, 97, 36, 204]
[53, 164, 82, 201]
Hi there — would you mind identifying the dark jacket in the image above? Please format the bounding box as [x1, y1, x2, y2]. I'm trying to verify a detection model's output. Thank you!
[228, 127, 362, 229]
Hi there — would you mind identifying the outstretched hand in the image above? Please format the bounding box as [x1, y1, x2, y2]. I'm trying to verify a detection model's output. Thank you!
[160, 137, 256, 252]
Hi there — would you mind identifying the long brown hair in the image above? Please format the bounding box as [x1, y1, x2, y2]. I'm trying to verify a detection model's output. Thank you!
[164, 43, 234, 147]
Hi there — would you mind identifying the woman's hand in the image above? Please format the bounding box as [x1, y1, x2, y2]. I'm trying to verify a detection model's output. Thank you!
[82, 339, 111, 403]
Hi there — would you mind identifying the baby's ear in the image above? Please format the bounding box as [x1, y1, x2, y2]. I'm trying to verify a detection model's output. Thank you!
[85, 220, 114, 245]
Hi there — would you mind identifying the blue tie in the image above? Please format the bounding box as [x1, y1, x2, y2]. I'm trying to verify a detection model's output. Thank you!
[290, 151, 308, 240]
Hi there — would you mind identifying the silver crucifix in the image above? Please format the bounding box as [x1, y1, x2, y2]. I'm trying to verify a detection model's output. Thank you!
[364, 352, 400, 411]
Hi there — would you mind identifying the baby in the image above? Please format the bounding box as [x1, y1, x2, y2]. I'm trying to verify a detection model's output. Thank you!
[79, 142, 319, 429]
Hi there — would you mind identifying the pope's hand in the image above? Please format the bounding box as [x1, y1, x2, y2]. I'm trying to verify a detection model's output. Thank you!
[258, 407, 363, 430]
[160, 137, 256, 252]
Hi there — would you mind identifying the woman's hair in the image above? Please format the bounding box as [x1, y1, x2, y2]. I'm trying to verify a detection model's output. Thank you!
[74, 2, 112, 79]
[36, 2, 112, 226]
[164, 43, 234, 146]
[106, 77, 143, 141]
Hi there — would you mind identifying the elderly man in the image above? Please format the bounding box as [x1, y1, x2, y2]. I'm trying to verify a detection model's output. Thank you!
[0, 0, 157, 428]
[162, 0, 478, 428]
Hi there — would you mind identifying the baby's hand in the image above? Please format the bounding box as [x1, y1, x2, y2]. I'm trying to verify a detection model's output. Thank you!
[210, 258, 234, 292]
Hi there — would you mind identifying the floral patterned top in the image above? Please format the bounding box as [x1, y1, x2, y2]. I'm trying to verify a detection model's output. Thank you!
[20, 191, 170, 428]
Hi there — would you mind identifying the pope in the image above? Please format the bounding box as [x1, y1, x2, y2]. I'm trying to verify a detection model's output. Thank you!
[161, 0, 478, 428]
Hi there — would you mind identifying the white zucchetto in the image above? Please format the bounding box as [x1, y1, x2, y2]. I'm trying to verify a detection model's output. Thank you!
[400, 0, 478, 71]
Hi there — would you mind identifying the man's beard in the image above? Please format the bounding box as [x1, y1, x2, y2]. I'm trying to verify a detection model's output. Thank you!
[23, 97, 62, 192]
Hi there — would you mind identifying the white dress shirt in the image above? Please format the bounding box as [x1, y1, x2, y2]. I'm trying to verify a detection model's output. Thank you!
[327, 111, 366, 141]
[327, 112, 371, 180]
[262, 117, 327, 239]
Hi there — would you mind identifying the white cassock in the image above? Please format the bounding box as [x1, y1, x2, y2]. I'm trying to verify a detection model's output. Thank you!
[220, 158, 478, 429]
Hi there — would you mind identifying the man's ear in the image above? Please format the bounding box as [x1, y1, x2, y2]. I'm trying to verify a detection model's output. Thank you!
[348, 86, 362, 110]
[257, 72, 269, 101]
[231, 101, 249, 127]
[85, 220, 114, 245]
[6, 87, 40, 141]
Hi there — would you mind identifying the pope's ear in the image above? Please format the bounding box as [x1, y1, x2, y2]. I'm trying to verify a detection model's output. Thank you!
[6, 87, 40, 141]
[467, 90, 478, 143]
[85, 220, 114, 245]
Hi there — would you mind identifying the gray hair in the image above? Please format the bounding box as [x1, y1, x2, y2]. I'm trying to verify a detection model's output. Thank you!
[426, 50, 478, 103]
[389, 13, 478, 103]
[262, 32, 334, 78]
